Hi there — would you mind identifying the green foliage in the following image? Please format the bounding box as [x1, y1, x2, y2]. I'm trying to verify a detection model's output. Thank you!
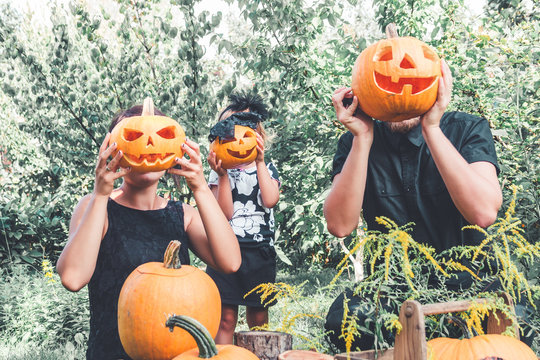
[0, 0, 225, 263]
[332, 190, 540, 353]
[1, 0, 537, 270]
[0, 263, 89, 356]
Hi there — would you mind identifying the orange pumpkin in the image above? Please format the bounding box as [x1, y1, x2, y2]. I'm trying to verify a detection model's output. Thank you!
[427, 316, 537, 360]
[166, 315, 260, 360]
[118, 241, 221, 360]
[110, 98, 186, 172]
[351, 30, 441, 122]
[210, 125, 258, 169]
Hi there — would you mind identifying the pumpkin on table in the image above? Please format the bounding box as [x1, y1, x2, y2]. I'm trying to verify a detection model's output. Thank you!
[427, 316, 537, 360]
[166, 315, 260, 359]
[351, 24, 441, 122]
[118, 240, 221, 360]
[109, 97, 186, 172]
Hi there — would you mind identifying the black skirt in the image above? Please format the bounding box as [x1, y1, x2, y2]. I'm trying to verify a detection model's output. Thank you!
[206, 244, 277, 307]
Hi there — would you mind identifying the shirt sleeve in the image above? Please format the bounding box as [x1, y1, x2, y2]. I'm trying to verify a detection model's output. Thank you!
[459, 116, 500, 175]
[207, 169, 219, 187]
[267, 162, 281, 187]
[331, 131, 354, 181]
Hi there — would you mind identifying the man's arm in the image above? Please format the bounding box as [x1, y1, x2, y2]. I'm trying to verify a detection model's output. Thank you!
[324, 87, 374, 238]
[421, 60, 502, 227]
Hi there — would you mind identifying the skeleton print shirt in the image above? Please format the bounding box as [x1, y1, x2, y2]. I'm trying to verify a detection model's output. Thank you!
[208, 163, 280, 247]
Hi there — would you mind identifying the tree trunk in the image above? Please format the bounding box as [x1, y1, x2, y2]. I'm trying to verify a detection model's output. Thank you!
[234, 331, 292, 360]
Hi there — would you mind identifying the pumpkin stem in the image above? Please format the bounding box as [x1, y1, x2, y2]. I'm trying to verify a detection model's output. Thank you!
[142, 97, 155, 116]
[448, 315, 479, 339]
[163, 240, 182, 269]
[166, 315, 219, 359]
[385, 23, 399, 38]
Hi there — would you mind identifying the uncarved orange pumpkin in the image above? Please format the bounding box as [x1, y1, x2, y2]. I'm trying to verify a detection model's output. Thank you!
[351, 35, 441, 122]
[118, 241, 221, 360]
[210, 125, 258, 169]
[110, 98, 186, 172]
[166, 315, 260, 360]
[427, 316, 537, 360]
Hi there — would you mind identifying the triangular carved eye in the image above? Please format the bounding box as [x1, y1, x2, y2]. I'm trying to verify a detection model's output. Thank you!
[375, 46, 393, 61]
[422, 46, 437, 61]
[123, 129, 143, 141]
[243, 132, 255, 138]
[156, 126, 176, 139]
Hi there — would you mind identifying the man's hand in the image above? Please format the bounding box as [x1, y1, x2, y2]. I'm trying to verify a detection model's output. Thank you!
[331, 87, 374, 139]
[421, 59, 453, 130]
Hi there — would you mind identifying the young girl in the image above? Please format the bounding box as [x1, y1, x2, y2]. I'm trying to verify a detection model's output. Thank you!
[56, 104, 241, 360]
[206, 92, 280, 344]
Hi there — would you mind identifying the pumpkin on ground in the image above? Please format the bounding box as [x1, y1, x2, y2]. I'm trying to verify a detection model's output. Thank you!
[351, 25, 441, 122]
[210, 124, 258, 169]
[110, 97, 186, 172]
[427, 316, 537, 360]
[166, 315, 260, 360]
[118, 241, 221, 360]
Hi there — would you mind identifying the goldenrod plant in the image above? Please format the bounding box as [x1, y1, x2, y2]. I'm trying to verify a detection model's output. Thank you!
[332, 185, 539, 354]
[244, 281, 326, 351]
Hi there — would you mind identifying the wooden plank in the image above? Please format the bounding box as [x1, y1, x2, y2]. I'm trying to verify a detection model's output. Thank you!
[487, 292, 520, 339]
[394, 300, 426, 360]
[334, 348, 394, 360]
[278, 349, 333, 359]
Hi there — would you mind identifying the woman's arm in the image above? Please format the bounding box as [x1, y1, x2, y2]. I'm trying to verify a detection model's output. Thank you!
[207, 151, 234, 219]
[169, 139, 241, 273]
[57, 134, 131, 291]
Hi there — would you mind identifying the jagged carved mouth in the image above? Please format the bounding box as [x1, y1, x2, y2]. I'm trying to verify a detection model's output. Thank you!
[125, 153, 175, 165]
[226, 147, 255, 159]
[374, 71, 437, 95]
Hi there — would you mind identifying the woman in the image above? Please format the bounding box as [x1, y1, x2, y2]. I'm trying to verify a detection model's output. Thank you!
[56, 104, 241, 360]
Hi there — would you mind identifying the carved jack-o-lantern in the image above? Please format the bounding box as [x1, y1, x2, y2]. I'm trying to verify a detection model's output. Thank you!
[110, 98, 186, 172]
[210, 125, 258, 169]
[352, 28, 441, 122]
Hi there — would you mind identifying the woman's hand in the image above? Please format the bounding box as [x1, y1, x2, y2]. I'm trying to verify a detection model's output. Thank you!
[331, 87, 374, 139]
[207, 150, 227, 177]
[255, 132, 265, 164]
[94, 133, 131, 197]
[168, 138, 207, 193]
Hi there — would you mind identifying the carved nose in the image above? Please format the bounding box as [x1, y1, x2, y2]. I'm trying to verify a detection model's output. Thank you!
[400, 55, 416, 69]
[239, 139, 244, 144]
[147, 136, 154, 147]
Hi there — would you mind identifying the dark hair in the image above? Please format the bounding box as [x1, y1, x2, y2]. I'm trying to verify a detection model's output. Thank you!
[108, 105, 166, 132]
[218, 91, 269, 121]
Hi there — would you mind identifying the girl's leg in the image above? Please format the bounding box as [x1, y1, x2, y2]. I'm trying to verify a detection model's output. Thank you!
[246, 306, 269, 329]
[215, 304, 239, 344]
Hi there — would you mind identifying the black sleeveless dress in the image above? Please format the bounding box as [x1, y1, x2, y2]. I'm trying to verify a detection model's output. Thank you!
[86, 199, 190, 360]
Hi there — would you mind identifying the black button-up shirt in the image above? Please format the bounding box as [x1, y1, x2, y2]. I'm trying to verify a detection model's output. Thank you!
[331, 111, 499, 253]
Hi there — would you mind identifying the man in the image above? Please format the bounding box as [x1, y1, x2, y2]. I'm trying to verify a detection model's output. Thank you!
[324, 60, 502, 252]
[323, 60, 503, 351]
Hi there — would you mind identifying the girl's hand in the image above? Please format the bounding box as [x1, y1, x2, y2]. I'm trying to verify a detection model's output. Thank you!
[94, 133, 131, 197]
[168, 138, 206, 192]
[331, 87, 374, 138]
[207, 150, 227, 177]
[255, 132, 265, 164]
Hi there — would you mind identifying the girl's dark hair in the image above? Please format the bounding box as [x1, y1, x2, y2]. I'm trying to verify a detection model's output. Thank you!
[108, 105, 166, 132]
[218, 91, 269, 121]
